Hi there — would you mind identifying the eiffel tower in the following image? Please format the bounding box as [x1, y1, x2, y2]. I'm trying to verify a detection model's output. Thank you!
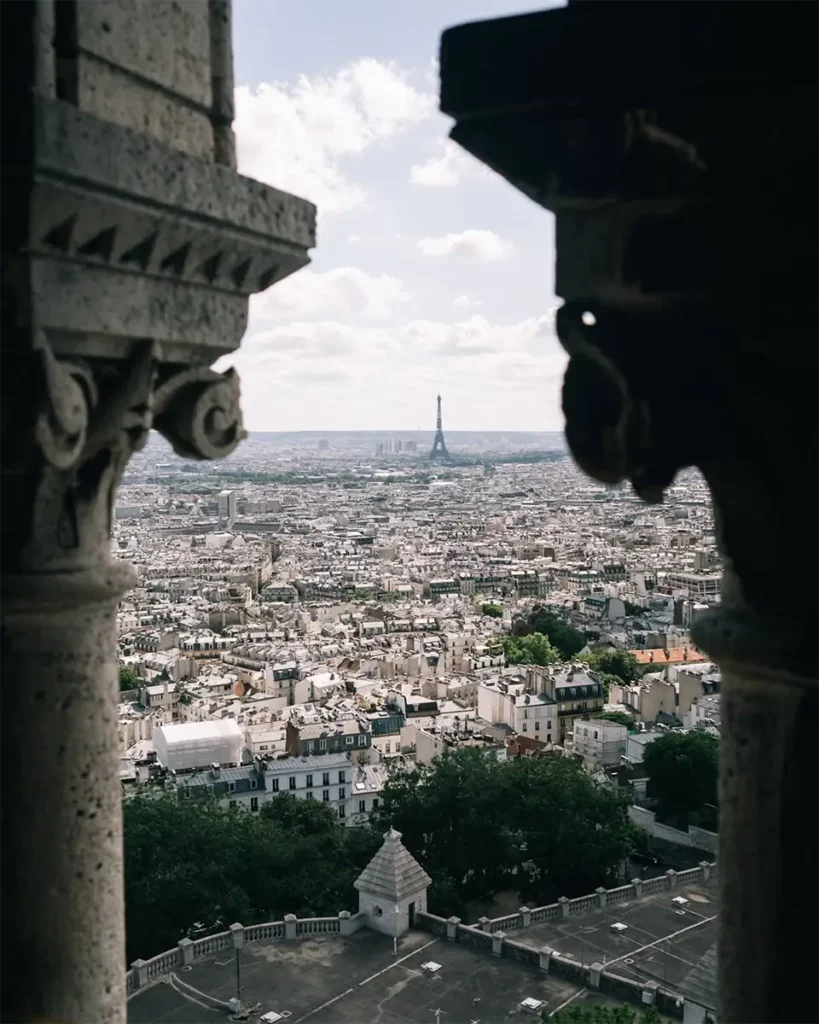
[429, 393, 450, 460]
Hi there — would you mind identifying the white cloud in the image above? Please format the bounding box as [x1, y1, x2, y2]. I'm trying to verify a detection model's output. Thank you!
[424, 57, 440, 88]
[410, 141, 469, 188]
[235, 59, 434, 215]
[347, 234, 361, 243]
[251, 267, 411, 323]
[242, 320, 399, 364]
[400, 313, 559, 359]
[452, 295, 483, 309]
[410, 151, 459, 187]
[220, 311, 566, 430]
[418, 230, 513, 262]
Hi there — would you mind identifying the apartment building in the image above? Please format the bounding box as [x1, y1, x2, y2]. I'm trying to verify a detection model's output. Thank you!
[285, 716, 372, 757]
[477, 678, 557, 743]
[520, 664, 605, 744]
[571, 719, 628, 770]
[170, 752, 355, 821]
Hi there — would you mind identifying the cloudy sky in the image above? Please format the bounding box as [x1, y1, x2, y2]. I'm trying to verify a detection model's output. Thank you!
[225, 0, 566, 432]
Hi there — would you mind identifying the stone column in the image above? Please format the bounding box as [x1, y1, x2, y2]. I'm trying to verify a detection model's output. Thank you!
[631, 879, 643, 899]
[491, 930, 505, 957]
[446, 916, 461, 941]
[1, 332, 172, 1022]
[440, 5, 817, 1023]
[284, 914, 298, 941]
[0, 3, 315, 1022]
[558, 897, 570, 919]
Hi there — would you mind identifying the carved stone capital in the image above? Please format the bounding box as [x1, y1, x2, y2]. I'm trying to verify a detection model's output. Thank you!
[2, 91, 315, 590]
[1, 333, 249, 584]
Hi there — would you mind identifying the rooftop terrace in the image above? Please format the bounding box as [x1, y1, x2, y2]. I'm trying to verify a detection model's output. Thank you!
[512, 874, 718, 995]
[127, 929, 635, 1024]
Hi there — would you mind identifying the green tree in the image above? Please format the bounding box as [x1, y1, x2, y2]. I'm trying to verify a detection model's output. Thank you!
[643, 730, 719, 820]
[582, 649, 640, 684]
[375, 748, 637, 912]
[373, 749, 515, 903]
[512, 606, 586, 660]
[481, 602, 503, 618]
[501, 632, 559, 666]
[507, 755, 638, 904]
[123, 792, 377, 962]
[119, 667, 138, 692]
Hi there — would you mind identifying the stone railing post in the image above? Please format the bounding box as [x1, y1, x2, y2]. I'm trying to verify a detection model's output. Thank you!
[519, 906, 532, 928]
[700, 861, 712, 882]
[0, 3, 315, 1022]
[492, 930, 505, 957]
[642, 981, 659, 1006]
[539, 946, 553, 973]
[446, 916, 461, 941]
[477, 916, 490, 932]
[130, 960, 148, 990]
[177, 938, 195, 967]
[339, 911, 353, 937]
[558, 897, 570, 919]
[230, 923, 245, 948]
[631, 878, 644, 899]
[284, 914, 298, 940]
[589, 962, 603, 989]
[595, 887, 607, 908]
[666, 869, 677, 890]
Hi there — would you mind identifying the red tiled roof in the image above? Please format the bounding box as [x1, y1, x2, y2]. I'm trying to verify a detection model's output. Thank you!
[631, 647, 707, 665]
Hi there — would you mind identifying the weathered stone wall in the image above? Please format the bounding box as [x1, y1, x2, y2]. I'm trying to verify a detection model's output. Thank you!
[52, 0, 234, 164]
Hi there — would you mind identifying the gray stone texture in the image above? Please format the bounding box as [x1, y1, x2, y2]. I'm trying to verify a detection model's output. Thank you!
[2, 575, 131, 1022]
[0, 2, 316, 1020]
[71, 1, 222, 163]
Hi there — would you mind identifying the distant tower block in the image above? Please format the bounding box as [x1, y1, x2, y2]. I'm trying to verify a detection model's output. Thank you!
[429, 393, 450, 460]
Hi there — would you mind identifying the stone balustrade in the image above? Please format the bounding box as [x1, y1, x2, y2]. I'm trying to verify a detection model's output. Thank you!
[435, 860, 716, 935]
[126, 912, 364, 995]
[126, 864, 715, 996]
[411, 860, 716, 1020]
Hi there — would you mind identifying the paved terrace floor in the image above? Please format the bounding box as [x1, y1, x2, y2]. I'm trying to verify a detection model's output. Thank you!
[513, 876, 718, 995]
[128, 929, 636, 1024]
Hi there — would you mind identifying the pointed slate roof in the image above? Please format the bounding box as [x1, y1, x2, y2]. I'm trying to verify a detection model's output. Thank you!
[354, 828, 432, 902]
